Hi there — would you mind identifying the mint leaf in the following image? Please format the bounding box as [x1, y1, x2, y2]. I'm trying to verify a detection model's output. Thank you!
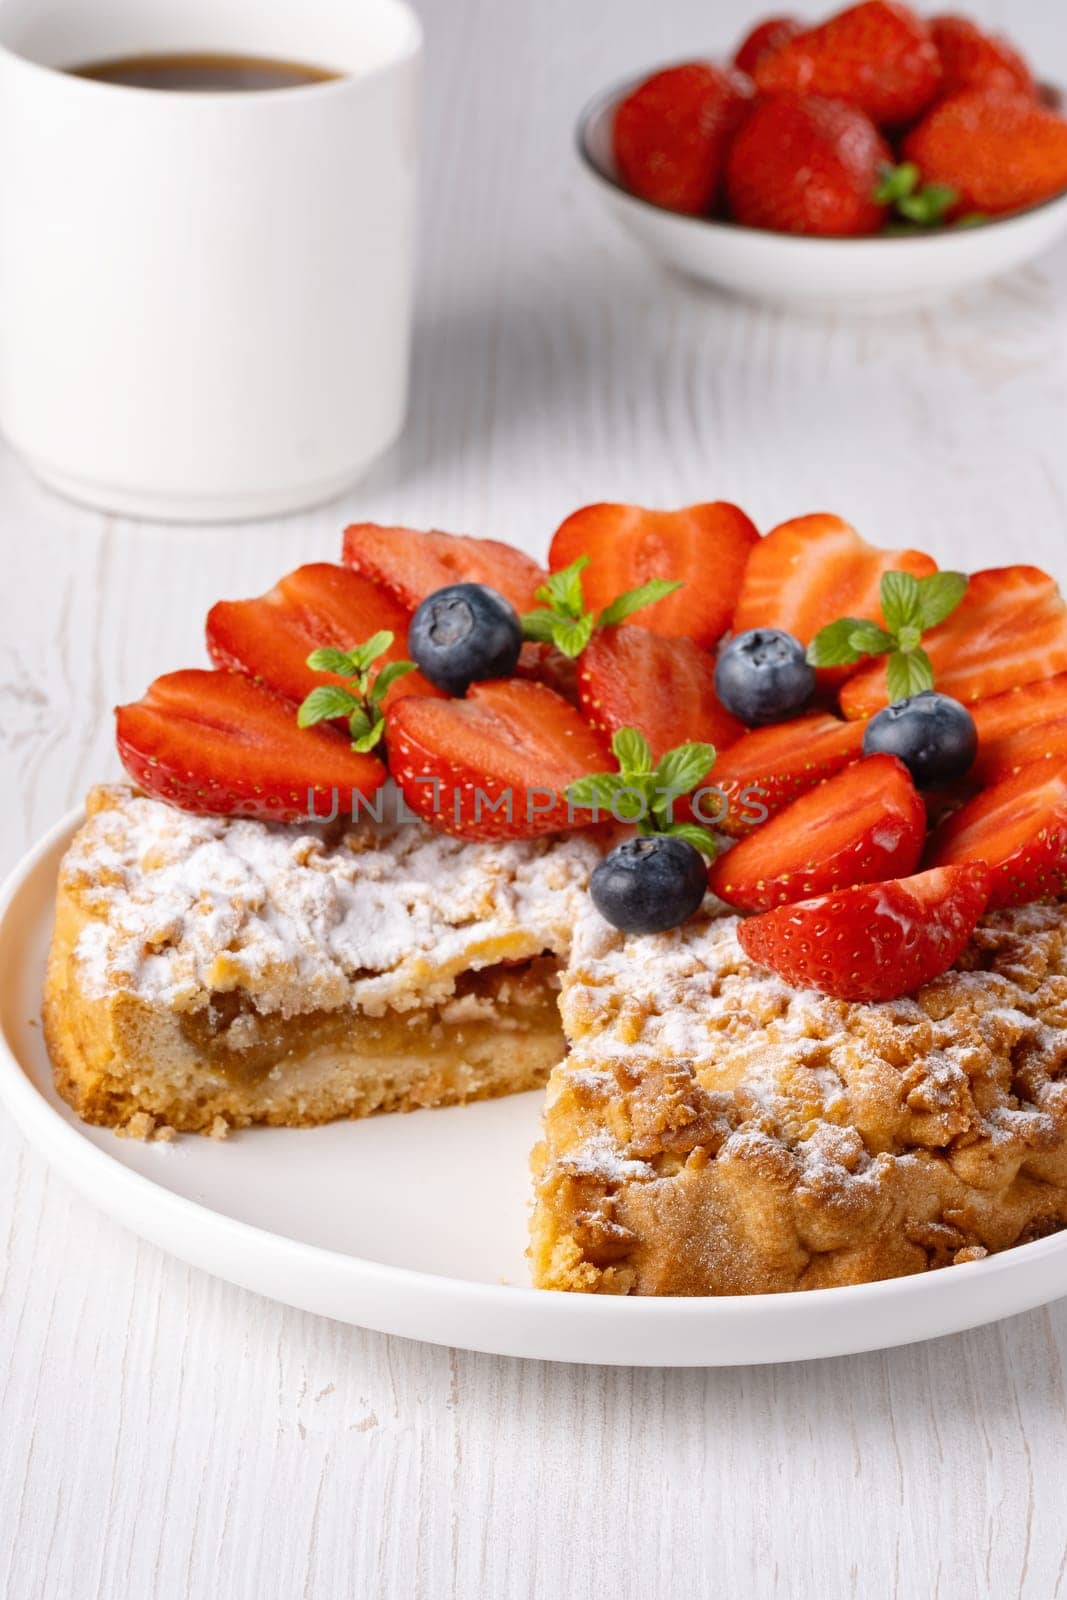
[886, 647, 934, 703]
[613, 788, 650, 823]
[662, 822, 719, 859]
[566, 772, 625, 812]
[551, 613, 595, 659]
[655, 741, 716, 801]
[520, 609, 558, 644]
[351, 718, 387, 754]
[916, 571, 967, 631]
[297, 684, 358, 727]
[538, 558, 589, 619]
[613, 727, 653, 776]
[847, 622, 896, 657]
[598, 578, 683, 629]
[880, 571, 922, 634]
[350, 631, 395, 672]
[806, 618, 870, 669]
[369, 660, 418, 705]
[306, 647, 358, 677]
[813, 568, 968, 706]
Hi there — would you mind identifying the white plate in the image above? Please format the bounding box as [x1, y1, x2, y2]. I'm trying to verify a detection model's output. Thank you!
[4, 810, 1067, 1365]
[577, 74, 1067, 312]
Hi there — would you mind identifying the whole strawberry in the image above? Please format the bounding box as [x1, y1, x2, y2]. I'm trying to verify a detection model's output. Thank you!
[612, 62, 753, 215]
[903, 90, 1067, 216]
[724, 96, 892, 237]
[931, 15, 1035, 101]
[754, 1, 941, 129]
[733, 16, 802, 77]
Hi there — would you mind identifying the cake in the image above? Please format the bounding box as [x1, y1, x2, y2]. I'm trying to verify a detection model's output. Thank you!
[44, 785, 597, 1132]
[530, 900, 1067, 1293]
[41, 505, 1067, 1296]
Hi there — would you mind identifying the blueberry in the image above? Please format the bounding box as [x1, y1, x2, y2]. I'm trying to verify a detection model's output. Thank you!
[590, 835, 708, 935]
[714, 629, 815, 726]
[862, 691, 977, 787]
[408, 583, 522, 697]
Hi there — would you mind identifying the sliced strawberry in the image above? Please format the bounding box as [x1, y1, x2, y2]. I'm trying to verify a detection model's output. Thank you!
[342, 523, 546, 615]
[737, 863, 991, 1003]
[386, 679, 609, 841]
[731, 514, 937, 679]
[548, 502, 759, 651]
[577, 626, 744, 760]
[710, 713, 868, 837]
[115, 669, 385, 823]
[971, 674, 1067, 784]
[709, 754, 925, 912]
[840, 567, 1067, 720]
[733, 16, 802, 76]
[925, 761, 1067, 908]
[206, 563, 437, 710]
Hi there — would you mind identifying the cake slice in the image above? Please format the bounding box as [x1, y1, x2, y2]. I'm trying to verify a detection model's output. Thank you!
[44, 786, 598, 1133]
[530, 900, 1067, 1294]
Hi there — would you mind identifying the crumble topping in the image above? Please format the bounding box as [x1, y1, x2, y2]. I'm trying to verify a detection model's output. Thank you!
[63, 786, 599, 1017]
[533, 898, 1067, 1292]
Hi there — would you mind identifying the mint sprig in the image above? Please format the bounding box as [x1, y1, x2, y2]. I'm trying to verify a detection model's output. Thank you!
[296, 632, 416, 753]
[521, 558, 682, 660]
[566, 728, 718, 857]
[806, 569, 967, 703]
[876, 163, 959, 229]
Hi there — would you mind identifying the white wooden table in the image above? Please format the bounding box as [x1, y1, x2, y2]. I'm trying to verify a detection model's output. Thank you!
[4, 1, 1067, 1593]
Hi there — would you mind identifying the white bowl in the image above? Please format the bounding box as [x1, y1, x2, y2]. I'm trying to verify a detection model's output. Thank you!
[578, 74, 1067, 311]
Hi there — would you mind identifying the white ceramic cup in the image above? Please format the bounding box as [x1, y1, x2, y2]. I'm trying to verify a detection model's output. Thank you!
[0, 0, 421, 521]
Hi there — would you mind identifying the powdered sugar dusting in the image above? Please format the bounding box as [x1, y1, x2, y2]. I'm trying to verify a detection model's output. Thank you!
[63, 786, 600, 1017]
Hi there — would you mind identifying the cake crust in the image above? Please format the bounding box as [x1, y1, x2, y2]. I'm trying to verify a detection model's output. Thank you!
[530, 899, 1067, 1295]
[44, 786, 596, 1133]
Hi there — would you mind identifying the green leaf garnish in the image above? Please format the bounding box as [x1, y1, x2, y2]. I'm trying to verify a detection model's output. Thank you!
[296, 631, 415, 754]
[806, 617, 884, 669]
[369, 659, 418, 706]
[654, 742, 716, 806]
[297, 684, 359, 728]
[876, 163, 959, 230]
[806, 569, 968, 704]
[659, 822, 720, 857]
[306, 647, 360, 677]
[886, 647, 934, 703]
[598, 578, 684, 629]
[566, 772, 626, 811]
[612, 727, 653, 777]
[550, 613, 595, 659]
[566, 727, 719, 858]
[847, 621, 896, 656]
[880, 571, 922, 634]
[916, 570, 968, 631]
[520, 559, 682, 660]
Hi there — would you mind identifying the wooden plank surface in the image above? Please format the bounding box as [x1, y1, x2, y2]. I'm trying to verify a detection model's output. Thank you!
[3, 1, 1067, 1594]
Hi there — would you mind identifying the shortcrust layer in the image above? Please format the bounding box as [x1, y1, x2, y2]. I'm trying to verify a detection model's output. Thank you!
[44, 786, 597, 1133]
[531, 900, 1067, 1294]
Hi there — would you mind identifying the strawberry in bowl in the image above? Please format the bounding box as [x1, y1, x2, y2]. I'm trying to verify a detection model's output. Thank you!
[577, 3, 1067, 308]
